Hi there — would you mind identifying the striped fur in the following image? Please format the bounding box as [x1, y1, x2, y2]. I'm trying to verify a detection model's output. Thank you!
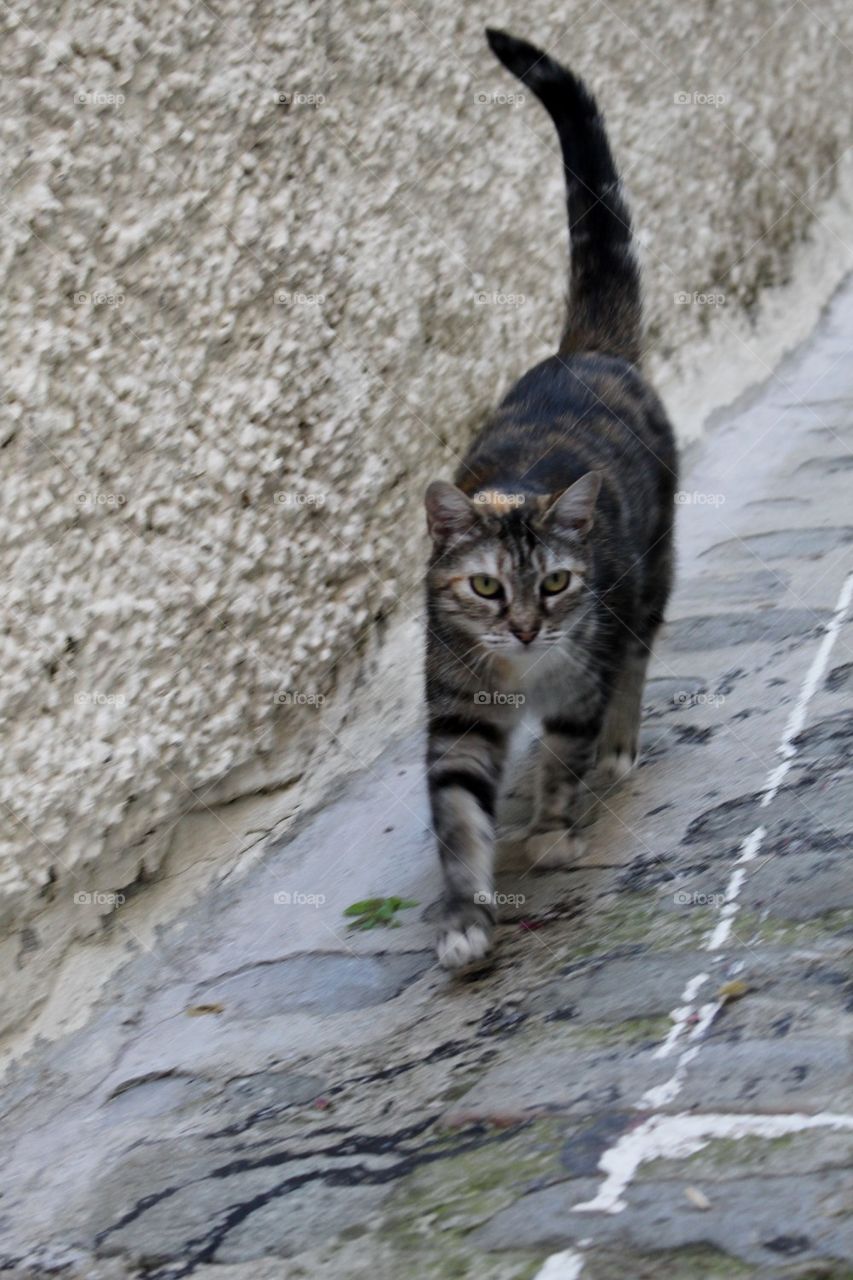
[423, 30, 678, 970]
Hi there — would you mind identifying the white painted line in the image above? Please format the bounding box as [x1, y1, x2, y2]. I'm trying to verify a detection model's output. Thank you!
[761, 566, 853, 803]
[533, 1247, 587, 1279]
[641, 569, 853, 1097]
[574, 567, 853, 1218]
[573, 1111, 853, 1214]
[638, 997, 718, 1108]
[705, 824, 766, 952]
[651, 971, 709, 1060]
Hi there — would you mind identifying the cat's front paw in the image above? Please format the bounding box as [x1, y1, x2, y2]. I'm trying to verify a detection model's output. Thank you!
[437, 902, 494, 970]
[597, 748, 638, 784]
[525, 828, 587, 868]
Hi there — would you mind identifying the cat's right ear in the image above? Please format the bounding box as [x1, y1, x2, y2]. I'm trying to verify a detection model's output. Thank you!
[425, 481, 480, 544]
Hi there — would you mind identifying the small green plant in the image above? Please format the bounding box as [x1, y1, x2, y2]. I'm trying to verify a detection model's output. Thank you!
[344, 896, 419, 931]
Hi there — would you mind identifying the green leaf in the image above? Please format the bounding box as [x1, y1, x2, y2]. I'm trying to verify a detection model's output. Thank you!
[342, 895, 419, 931]
[343, 898, 384, 916]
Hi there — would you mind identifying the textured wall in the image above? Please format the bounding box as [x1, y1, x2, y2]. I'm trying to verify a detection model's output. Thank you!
[3, 0, 853, 1025]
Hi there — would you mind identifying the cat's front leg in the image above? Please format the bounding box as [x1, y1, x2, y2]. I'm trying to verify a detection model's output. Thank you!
[427, 713, 508, 969]
[526, 711, 602, 868]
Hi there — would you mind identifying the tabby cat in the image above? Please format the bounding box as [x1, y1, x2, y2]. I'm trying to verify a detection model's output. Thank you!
[424, 29, 677, 969]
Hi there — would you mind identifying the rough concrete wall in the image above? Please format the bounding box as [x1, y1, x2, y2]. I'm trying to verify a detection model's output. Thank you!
[2, 0, 853, 1024]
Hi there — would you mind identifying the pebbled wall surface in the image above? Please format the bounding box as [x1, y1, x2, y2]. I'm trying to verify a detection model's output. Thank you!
[2, 0, 853, 1031]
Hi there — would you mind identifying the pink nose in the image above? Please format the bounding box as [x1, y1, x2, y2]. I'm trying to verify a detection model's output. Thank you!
[512, 627, 539, 645]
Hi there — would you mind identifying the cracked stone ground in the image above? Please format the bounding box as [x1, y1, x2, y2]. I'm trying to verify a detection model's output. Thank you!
[3, 281, 853, 1280]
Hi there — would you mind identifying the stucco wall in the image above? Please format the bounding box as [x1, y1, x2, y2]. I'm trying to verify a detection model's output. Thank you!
[3, 0, 853, 1031]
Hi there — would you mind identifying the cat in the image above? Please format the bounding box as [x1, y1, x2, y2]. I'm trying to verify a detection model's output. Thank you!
[424, 29, 678, 970]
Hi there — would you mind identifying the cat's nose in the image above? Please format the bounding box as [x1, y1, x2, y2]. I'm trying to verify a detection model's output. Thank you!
[511, 625, 539, 645]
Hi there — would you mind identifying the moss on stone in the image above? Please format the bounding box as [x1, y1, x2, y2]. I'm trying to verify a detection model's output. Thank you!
[589, 1243, 757, 1279]
[373, 1119, 568, 1277]
[567, 892, 716, 958]
[571, 1014, 674, 1048]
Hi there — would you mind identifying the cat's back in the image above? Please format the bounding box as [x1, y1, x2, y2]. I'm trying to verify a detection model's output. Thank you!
[458, 352, 675, 498]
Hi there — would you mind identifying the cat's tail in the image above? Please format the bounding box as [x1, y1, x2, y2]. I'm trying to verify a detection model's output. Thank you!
[485, 28, 643, 367]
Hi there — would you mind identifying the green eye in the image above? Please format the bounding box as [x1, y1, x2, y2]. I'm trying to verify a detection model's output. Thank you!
[470, 574, 501, 598]
[542, 570, 570, 595]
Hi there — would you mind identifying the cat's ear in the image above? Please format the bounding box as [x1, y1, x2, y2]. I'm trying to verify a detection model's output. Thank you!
[543, 472, 602, 537]
[425, 481, 481, 544]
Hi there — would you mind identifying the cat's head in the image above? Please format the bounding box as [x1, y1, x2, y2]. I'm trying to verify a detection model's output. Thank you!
[424, 473, 600, 654]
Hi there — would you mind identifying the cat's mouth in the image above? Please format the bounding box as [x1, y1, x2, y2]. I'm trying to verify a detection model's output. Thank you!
[483, 633, 564, 650]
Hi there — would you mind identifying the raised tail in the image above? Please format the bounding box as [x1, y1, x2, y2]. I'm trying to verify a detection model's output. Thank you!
[486, 28, 643, 367]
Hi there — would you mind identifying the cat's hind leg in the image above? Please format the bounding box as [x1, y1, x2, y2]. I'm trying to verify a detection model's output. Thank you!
[525, 709, 603, 868]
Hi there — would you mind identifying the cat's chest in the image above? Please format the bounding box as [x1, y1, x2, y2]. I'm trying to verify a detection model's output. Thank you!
[491, 644, 580, 706]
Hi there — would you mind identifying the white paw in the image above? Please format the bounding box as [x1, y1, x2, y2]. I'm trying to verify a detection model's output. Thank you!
[598, 749, 637, 783]
[437, 923, 493, 970]
[525, 829, 587, 868]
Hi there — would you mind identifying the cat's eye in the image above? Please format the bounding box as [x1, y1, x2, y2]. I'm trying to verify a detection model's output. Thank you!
[542, 570, 570, 595]
[470, 574, 502, 598]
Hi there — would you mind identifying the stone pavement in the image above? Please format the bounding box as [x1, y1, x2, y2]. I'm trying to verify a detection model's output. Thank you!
[3, 279, 853, 1280]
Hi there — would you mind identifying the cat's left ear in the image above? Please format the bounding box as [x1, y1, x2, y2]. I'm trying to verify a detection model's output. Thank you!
[543, 472, 602, 537]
